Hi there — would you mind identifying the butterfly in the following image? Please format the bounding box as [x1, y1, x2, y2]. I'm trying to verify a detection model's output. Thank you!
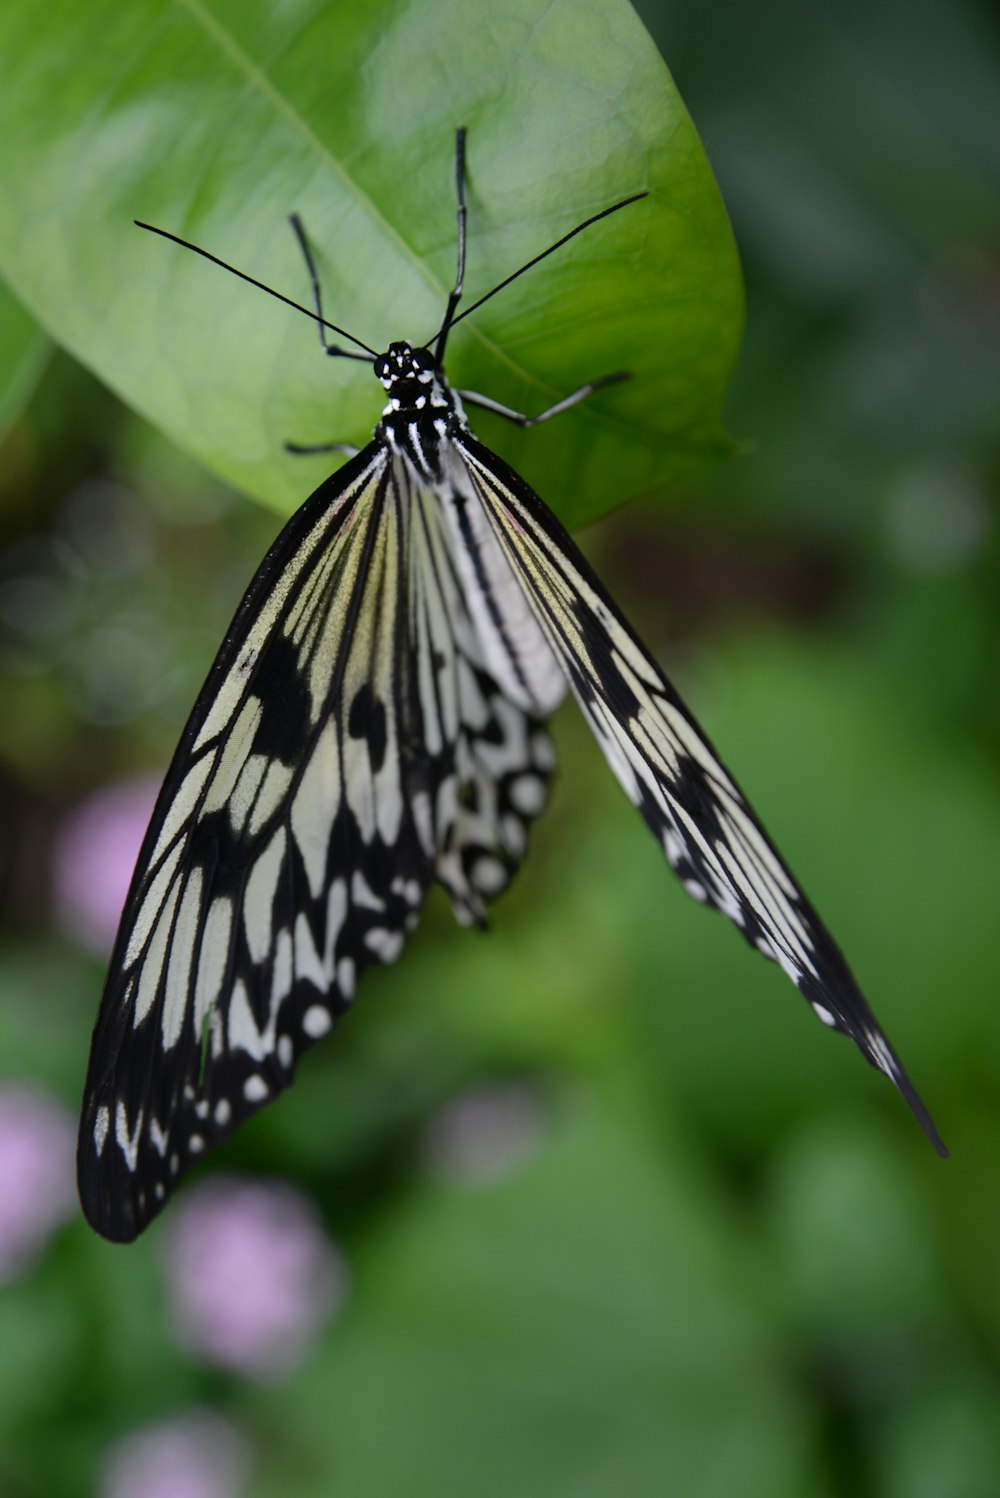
[78, 129, 945, 1241]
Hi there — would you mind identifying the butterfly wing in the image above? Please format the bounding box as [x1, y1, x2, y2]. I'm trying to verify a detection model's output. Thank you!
[78, 444, 422, 1239]
[407, 473, 565, 923]
[455, 435, 946, 1156]
[78, 439, 568, 1241]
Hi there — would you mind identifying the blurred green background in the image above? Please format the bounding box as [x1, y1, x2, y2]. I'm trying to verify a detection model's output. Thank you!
[1, 0, 998, 1495]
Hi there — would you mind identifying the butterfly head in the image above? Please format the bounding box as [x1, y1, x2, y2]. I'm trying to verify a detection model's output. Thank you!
[374, 341, 454, 422]
[374, 342, 436, 388]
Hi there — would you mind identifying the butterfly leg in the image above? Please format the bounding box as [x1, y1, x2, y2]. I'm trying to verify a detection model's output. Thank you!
[459, 371, 629, 427]
[433, 127, 469, 363]
[284, 211, 374, 452]
[288, 214, 372, 364]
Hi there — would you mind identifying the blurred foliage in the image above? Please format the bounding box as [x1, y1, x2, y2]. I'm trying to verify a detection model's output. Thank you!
[0, 0, 998, 1495]
[0, 284, 47, 440]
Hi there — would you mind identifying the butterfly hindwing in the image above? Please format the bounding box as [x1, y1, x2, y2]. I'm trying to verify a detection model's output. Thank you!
[407, 478, 563, 921]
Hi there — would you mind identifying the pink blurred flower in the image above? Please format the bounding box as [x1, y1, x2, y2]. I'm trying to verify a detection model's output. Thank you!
[0, 1082, 76, 1281]
[163, 1175, 348, 1379]
[421, 1081, 548, 1188]
[100, 1408, 251, 1498]
[52, 774, 160, 953]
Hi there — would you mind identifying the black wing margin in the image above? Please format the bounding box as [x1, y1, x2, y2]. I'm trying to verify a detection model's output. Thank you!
[455, 435, 946, 1157]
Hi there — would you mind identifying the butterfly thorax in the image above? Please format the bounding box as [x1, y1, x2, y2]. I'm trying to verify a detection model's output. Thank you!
[374, 341, 467, 479]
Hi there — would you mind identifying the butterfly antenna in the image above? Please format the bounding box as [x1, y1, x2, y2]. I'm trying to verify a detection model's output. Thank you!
[432, 127, 469, 365]
[432, 188, 648, 343]
[134, 221, 378, 360]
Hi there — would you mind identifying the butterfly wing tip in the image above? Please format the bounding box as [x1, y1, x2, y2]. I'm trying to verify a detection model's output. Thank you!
[77, 1164, 151, 1243]
[79, 1197, 143, 1244]
[919, 1110, 949, 1160]
[854, 1021, 947, 1160]
[895, 1074, 948, 1160]
[917, 1114, 949, 1160]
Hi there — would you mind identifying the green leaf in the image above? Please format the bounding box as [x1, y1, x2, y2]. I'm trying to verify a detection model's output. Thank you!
[0, 0, 741, 527]
[0, 280, 48, 442]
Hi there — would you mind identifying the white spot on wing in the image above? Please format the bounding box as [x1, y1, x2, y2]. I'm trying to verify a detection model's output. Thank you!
[202, 696, 264, 814]
[149, 754, 215, 866]
[161, 868, 203, 1050]
[115, 1102, 143, 1172]
[193, 897, 233, 1034]
[411, 789, 433, 856]
[243, 1074, 268, 1103]
[133, 877, 181, 1025]
[351, 870, 385, 911]
[302, 1005, 332, 1039]
[228, 979, 267, 1060]
[272, 927, 293, 1006]
[291, 718, 340, 898]
[228, 752, 268, 833]
[244, 826, 287, 964]
[474, 856, 508, 894]
[125, 841, 184, 968]
[343, 732, 376, 842]
[365, 926, 404, 963]
[510, 775, 546, 816]
[249, 760, 294, 837]
[391, 876, 423, 906]
[500, 815, 526, 857]
[324, 879, 348, 972]
[531, 732, 556, 771]
[294, 913, 327, 990]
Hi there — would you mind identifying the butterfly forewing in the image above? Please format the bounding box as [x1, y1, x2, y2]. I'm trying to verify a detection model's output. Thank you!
[455, 435, 947, 1156]
[79, 446, 560, 1240]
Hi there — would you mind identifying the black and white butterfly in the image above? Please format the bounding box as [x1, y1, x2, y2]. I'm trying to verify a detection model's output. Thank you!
[78, 130, 945, 1242]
